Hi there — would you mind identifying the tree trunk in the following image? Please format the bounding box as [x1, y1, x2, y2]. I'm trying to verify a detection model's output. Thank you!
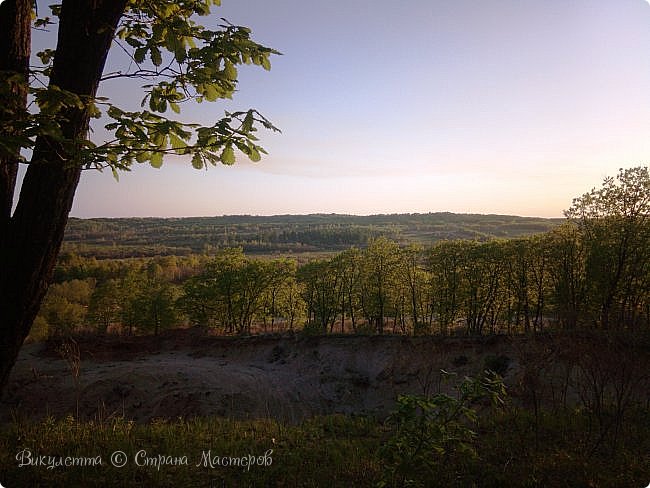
[0, 0, 128, 396]
[377, 282, 384, 334]
[0, 0, 30, 222]
[411, 285, 418, 332]
[349, 292, 356, 332]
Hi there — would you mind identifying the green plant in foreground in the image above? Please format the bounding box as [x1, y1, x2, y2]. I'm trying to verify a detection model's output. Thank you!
[1, 402, 649, 487]
[379, 370, 506, 488]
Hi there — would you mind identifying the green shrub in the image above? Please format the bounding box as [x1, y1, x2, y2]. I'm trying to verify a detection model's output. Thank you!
[379, 371, 506, 487]
[300, 321, 323, 336]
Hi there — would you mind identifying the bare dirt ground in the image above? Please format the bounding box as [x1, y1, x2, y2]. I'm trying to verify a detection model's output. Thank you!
[1, 330, 523, 423]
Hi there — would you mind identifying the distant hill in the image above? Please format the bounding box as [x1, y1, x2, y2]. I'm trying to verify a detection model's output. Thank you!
[62, 213, 564, 258]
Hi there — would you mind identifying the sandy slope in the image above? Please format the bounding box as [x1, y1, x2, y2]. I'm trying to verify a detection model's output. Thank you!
[0, 332, 518, 423]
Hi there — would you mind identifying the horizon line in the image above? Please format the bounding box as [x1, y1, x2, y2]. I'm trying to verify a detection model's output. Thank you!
[68, 211, 567, 220]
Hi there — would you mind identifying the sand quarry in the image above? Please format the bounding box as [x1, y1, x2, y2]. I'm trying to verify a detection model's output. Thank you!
[1, 330, 530, 423]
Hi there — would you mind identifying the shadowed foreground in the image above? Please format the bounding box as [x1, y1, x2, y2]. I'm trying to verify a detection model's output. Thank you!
[1, 330, 650, 486]
[1, 332, 524, 423]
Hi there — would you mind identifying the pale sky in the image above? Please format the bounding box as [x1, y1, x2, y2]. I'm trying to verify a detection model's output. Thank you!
[25, 0, 650, 217]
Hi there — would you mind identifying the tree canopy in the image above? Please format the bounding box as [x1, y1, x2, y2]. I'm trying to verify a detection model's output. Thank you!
[2, 0, 280, 176]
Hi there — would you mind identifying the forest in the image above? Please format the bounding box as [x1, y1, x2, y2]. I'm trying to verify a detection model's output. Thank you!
[32, 167, 650, 341]
[60, 212, 561, 258]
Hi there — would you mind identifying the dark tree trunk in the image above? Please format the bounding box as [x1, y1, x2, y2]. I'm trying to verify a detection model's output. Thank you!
[411, 286, 418, 332]
[0, 0, 30, 222]
[0, 0, 33, 397]
[0, 0, 128, 396]
[349, 292, 356, 332]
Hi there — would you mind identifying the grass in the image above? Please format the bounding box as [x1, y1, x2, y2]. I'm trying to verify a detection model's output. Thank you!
[460, 407, 650, 488]
[2, 407, 649, 487]
[0, 414, 383, 487]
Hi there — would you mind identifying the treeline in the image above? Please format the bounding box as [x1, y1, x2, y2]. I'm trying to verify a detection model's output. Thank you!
[61, 212, 560, 258]
[33, 167, 650, 340]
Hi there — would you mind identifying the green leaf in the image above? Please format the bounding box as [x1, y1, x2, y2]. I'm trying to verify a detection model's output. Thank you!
[169, 133, 186, 150]
[242, 111, 254, 133]
[149, 95, 158, 112]
[152, 24, 165, 41]
[248, 147, 261, 163]
[191, 153, 204, 169]
[21, 10, 281, 178]
[125, 37, 143, 48]
[150, 47, 163, 67]
[204, 84, 219, 102]
[220, 144, 235, 165]
[36, 49, 55, 65]
[134, 47, 147, 64]
[174, 46, 187, 63]
[87, 102, 102, 119]
[107, 106, 124, 118]
[152, 132, 165, 147]
[224, 60, 237, 80]
[150, 151, 163, 168]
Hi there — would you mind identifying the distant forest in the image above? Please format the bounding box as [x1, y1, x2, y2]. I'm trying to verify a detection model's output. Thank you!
[34, 168, 645, 341]
[62, 212, 562, 258]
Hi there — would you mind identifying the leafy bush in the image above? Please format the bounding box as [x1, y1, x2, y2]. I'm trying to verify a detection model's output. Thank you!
[301, 321, 324, 336]
[379, 371, 506, 487]
[354, 322, 377, 335]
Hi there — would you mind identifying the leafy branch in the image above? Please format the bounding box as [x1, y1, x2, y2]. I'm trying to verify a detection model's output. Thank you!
[5, 0, 281, 176]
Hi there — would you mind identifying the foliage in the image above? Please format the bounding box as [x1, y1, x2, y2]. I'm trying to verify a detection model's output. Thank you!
[360, 237, 401, 334]
[2, 0, 281, 175]
[565, 167, 650, 328]
[35, 279, 95, 337]
[28, 166, 650, 339]
[59, 213, 562, 258]
[379, 371, 506, 487]
[297, 258, 340, 333]
[461, 240, 504, 335]
[428, 240, 467, 334]
[87, 279, 121, 333]
[177, 249, 302, 333]
[300, 320, 324, 336]
[1, 406, 648, 487]
[0, 414, 382, 488]
[132, 279, 179, 336]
